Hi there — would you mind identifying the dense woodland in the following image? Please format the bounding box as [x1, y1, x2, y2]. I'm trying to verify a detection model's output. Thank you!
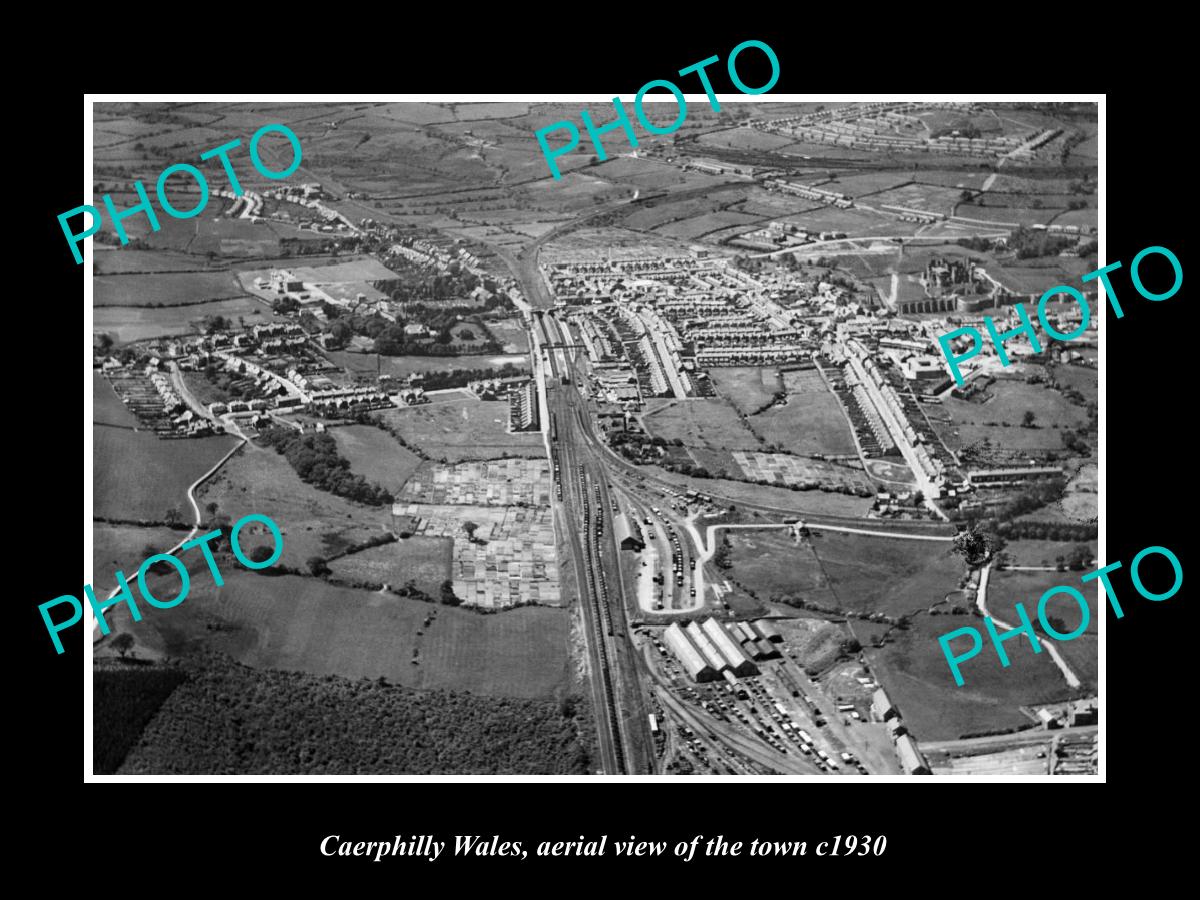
[108, 654, 593, 775]
[94, 662, 189, 774]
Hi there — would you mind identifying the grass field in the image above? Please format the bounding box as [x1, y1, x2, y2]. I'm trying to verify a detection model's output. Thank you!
[726, 527, 963, 617]
[642, 398, 761, 452]
[707, 367, 782, 415]
[747, 369, 857, 456]
[987, 569, 1097, 692]
[329, 424, 423, 492]
[379, 399, 544, 461]
[195, 444, 393, 568]
[92, 522, 190, 596]
[329, 535, 452, 595]
[95, 296, 278, 343]
[646, 466, 874, 517]
[487, 317, 531, 353]
[93, 373, 139, 427]
[1003, 540, 1096, 567]
[105, 570, 572, 698]
[327, 351, 529, 378]
[94, 249, 219, 274]
[94, 425, 240, 521]
[864, 611, 1075, 741]
[94, 271, 245, 307]
[942, 378, 1089, 451]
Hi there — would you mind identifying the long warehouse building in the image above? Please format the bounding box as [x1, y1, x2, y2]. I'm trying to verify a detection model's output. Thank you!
[686, 621, 731, 675]
[663, 622, 719, 683]
[701, 618, 759, 677]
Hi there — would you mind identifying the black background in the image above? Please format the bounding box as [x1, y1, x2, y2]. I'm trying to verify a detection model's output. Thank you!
[18, 20, 1189, 885]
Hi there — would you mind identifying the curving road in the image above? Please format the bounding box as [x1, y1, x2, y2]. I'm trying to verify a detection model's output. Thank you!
[976, 563, 1081, 688]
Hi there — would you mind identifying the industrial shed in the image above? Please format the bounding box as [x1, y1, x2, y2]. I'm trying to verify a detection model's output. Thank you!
[895, 734, 930, 775]
[872, 687, 898, 722]
[754, 619, 784, 643]
[700, 618, 759, 677]
[735, 621, 759, 644]
[614, 513, 644, 551]
[686, 621, 731, 675]
[663, 622, 718, 682]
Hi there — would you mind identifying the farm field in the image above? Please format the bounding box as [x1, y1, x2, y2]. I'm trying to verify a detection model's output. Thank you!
[642, 398, 761, 452]
[707, 367, 783, 415]
[864, 611, 1074, 742]
[94, 426, 240, 521]
[329, 424, 423, 493]
[645, 466, 874, 517]
[379, 399, 544, 461]
[1002, 539, 1096, 568]
[94, 249, 220, 274]
[104, 570, 572, 699]
[328, 535, 452, 596]
[655, 210, 762, 241]
[747, 369, 857, 457]
[94, 271, 245, 307]
[95, 296, 278, 343]
[725, 528, 963, 618]
[694, 128, 798, 152]
[987, 569, 1098, 693]
[92, 522, 191, 596]
[327, 351, 528, 378]
[195, 444, 393, 568]
[941, 379, 1089, 451]
[93, 373, 139, 427]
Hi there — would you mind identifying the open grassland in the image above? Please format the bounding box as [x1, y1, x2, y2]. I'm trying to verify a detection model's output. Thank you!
[329, 424, 423, 493]
[94, 249, 221, 274]
[105, 570, 572, 699]
[705, 367, 782, 417]
[987, 569, 1097, 692]
[94, 271, 245, 307]
[328, 535, 452, 595]
[942, 378, 1089, 451]
[747, 369, 857, 456]
[93, 373, 139, 427]
[95, 296, 278, 343]
[726, 528, 963, 618]
[92, 523, 191, 596]
[94, 425, 240, 521]
[645, 466, 874, 517]
[642, 398, 761, 452]
[327, 351, 529, 378]
[378, 399, 544, 461]
[864, 612, 1075, 741]
[195, 445, 393, 568]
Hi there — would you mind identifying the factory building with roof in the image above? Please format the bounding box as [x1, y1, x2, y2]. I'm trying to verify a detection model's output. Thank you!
[735, 621, 758, 643]
[754, 619, 783, 642]
[614, 513, 644, 552]
[700, 618, 759, 677]
[687, 621, 732, 674]
[873, 687, 898, 721]
[663, 622, 718, 682]
[895, 734, 930, 775]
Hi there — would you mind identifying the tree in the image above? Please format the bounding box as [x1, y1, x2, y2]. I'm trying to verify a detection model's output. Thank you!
[1022, 410, 1037, 428]
[463, 521, 478, 541]
[249, 546, 275, 565]
[164, 505, 184, 527]
[439, 579, 462, 606]
[307, 556, 330, 576]
[111, 633, 135, 659]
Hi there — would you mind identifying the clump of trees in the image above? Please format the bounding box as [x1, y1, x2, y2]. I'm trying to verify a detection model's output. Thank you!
[258, 427, 393, 506]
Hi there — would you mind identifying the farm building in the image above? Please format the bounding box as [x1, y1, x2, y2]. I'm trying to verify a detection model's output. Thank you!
[664, 622, 719, 683]
[872, 687, 898, 721]
[614, 513, 644, 552]
[895, 734, 930, 775]
[687, 621, 732, 675]
[700, 618, 759, 677]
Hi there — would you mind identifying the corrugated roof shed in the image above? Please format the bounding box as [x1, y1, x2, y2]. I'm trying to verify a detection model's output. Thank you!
[896, 734, 930, 774]
[687, 621, 730, 674]
[614, 513, 643, 550]
[664, 622, 717, 682]
[701, 618, 759, 676]
[754, 619, 783, 642]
